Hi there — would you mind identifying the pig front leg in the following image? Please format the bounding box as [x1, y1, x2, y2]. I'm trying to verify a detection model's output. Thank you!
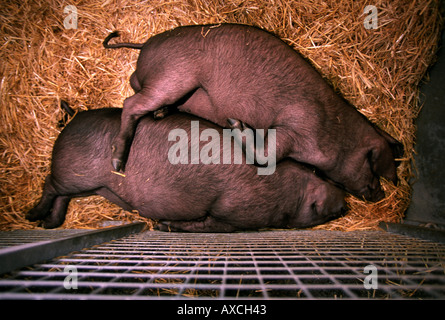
[227, 118, 257, 164]
[157, 216, 237, 233]
[112, 79, 200, 172]
[226, 118, 295, 174]
[153, 106, 170, 119]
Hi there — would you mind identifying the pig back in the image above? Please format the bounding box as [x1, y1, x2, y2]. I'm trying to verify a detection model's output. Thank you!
[124, 113, 304, 221]
[50, 108, 122, 192]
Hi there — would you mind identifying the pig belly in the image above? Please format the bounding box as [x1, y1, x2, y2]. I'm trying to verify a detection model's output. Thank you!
[106, 180, 214, 221]
[133, 203, 209, 221]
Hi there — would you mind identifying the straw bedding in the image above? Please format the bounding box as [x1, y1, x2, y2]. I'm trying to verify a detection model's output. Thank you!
[0, 0, 443, 231]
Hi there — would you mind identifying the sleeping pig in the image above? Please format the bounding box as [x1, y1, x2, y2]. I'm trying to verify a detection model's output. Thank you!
[26, 103, 346, 232]
[103, 23, 403, 202]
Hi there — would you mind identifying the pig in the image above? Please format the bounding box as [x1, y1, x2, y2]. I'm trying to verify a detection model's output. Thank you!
[26, 103, 346, 231]
[103, 23, 403, 202]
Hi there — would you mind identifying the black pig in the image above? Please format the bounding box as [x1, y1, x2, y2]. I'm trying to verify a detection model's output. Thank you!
[26, 106, 346, 231]
[104, 23, 403, 202]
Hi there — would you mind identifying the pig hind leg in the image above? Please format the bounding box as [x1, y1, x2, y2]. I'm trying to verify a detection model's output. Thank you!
[157, 216, 237, 233]
[112, 77, 199, 172]
[40, 196, 71, 229]
[26, 175, 60, 223]
[226, 118, 295, 167]
[129, 72, 141, 92]
[26, 175, 105, 229]
[27, 175, 73, 229]
[41, 187, 135, 229]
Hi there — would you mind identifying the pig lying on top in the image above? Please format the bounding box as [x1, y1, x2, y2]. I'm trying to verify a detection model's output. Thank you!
[104, 23, 403, 202]
[26, 103, 346, 231]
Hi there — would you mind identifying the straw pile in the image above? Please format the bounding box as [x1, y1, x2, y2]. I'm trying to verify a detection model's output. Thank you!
[0, 0, 443, 231]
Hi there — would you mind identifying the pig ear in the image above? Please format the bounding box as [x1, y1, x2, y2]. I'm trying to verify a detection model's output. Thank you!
[374, 126, 404, 166]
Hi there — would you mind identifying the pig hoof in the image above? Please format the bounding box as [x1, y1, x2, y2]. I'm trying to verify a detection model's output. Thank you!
[156, 221, 171, 232]
[153, 106, 169, 119]
[227, 118, 249, 130]
[41, 217, 62, 229]
[227, 118, 241, 129]
[111, 158, 122, 172]
[26, 208, 42, 222]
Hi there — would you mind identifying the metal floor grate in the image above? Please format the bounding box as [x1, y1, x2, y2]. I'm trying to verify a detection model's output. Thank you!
[0, 229, 88, 249]
[0, 223, 145, 275]
[1, 230, 444, 299]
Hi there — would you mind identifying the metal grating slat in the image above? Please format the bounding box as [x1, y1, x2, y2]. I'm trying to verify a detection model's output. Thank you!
[0, 229, 88, 249]
[0, 223, 146, 274]
[0, 230, 444, 299]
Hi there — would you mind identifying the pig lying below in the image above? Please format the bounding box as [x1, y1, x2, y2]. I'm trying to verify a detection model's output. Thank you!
[104, 23, 404, 202]
[27, 107, 346, 231]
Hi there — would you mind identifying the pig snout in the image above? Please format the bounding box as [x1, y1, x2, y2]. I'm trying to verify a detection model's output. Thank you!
[289, 182, 347, 228]
[313, 184, 347, 220]
[359, 176, 385, 202]
[358, 132, 402, 202]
